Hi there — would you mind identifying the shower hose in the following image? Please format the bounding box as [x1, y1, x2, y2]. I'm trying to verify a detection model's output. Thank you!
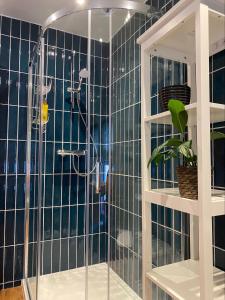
[72, 93, 99, 177]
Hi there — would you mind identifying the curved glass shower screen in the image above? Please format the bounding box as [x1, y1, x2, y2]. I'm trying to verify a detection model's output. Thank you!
[24, 2, 148, 300]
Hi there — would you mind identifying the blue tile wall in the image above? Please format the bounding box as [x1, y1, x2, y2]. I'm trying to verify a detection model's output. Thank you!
[0, 15, 40, 289]
[110, 1, 189, 296]
[0, 15, 109, 289]
[211, 49, 225, 271]
[110, 1, 223, 299]
[110, 12, 144, 297]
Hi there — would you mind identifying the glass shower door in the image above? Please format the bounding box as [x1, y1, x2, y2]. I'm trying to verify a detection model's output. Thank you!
[24, 4, 147, 300]
[24, 47, 41, 300]
[29, 10, 91, 300]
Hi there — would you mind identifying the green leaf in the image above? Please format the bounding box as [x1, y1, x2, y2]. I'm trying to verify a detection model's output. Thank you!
[147, 138, 182, 168]
[168, 99, 188, 134]
[211, 131, 225, 140]
[163, 149, 178, 161]
[177, 140, 193, 158]
[154, 153, 165, 166]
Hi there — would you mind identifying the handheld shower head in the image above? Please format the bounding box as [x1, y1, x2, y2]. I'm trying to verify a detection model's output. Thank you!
[79, 68, 89, 79]
[67, 68, 89, 96]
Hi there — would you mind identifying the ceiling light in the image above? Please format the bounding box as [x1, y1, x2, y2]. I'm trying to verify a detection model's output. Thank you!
[99, 38, 103, 43]
[77, 0, 85, 5]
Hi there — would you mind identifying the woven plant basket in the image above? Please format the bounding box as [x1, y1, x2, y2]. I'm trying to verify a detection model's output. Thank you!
[176, 166, 198, 200]
[159, 85, 191, 112]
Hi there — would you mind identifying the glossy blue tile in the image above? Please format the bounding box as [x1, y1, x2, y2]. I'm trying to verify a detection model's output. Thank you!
[63, 111, 71, 142]
[48, 28, 56, 46]
[78, 205, 85, 235]
[174, 210, 181, 232]
[55, 111, 62, 141]
[13, 245, 23, 281]
[27, 243, 36, 277]
[47, 46, 57, 77]
[215, 247, 225, 271]
[77, 236, 85, 267]
[213, 49, 225, 71]
[53, 175, 61, 206]
[53, 207, 61, 239]
[9, 71, 19, 105]
[1, 16, 11, 35]
[213, 68, 225, 104]
[0, 69, 9, 105]
[43, 241, 51, 275]
[6, 175, 16, 209]
[80, 36, 87, 54]
[30, 23, 39, 41]
[46, 110, 54, 141]
[0, 141, 6, 175]
[64, 50, 72, 81]
[29, 209, 37, 242]
[16, 175, 25, 209]
[15, 210, 24, 244]
[52, 240, 60, 273]
[21, 21, 30, 40]
[18, 141, 26, 174]
[0, 35, 10, 69]
[70, 175, 78, 205]
[62, 175, 70, 205]
[94, 40, 101, 57]
[56, 49, 64, 79]
[5, 210, 15, 246]
[11, 19, 20, 38]
[72, 35, 80, 52]
[45, 142, 54, 173]
[0, 176, 6, 210]
[8, 105, 18, 139]
[55, 79, 63, 110]
[61, 238, 68, 271]
[44, 175, 53, 207]
[165, 208, 172, 228]
[4, 246, 14, 282]
[70, 206, 77, 236]
[57, 30, 65, 48]
[19, 73, 28, 106]
[61, 206, 69, 238]
[44, 208, 52, 240]
[0, 212, 4, 247]
[0, 104, 8, 139]
[69, 237, 76, 268]
[214, 135, 225, 187]
[174, 233, 182, 262]
[65, 32, 72, 50]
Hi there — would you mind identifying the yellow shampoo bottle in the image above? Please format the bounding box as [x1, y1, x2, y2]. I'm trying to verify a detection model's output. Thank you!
[42, 98, 48, 123]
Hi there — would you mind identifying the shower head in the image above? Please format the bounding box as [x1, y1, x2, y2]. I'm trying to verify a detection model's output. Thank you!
[79, 68, 89, 79]
[67, 68, 89, 96]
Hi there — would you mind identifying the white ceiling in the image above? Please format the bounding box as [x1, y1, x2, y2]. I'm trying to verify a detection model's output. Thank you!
[0, 0, 143, 41]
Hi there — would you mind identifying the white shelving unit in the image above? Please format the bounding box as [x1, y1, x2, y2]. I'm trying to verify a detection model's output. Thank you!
[137, 0, 225, 299]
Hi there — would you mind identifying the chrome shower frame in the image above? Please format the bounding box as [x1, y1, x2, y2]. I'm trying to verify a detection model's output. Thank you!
[24, 1, 149, 300]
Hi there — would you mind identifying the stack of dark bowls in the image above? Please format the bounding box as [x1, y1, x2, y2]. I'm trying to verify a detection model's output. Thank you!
[159, 85, 191, 112]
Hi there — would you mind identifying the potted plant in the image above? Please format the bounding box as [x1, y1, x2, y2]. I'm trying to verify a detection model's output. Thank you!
[148, 99, 225, 200]
[159, 85, 191, 112]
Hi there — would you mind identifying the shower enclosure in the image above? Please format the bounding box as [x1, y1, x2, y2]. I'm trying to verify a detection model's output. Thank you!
[23, 1, 148, 299]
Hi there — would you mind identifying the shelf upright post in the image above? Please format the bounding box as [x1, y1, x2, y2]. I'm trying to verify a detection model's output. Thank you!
[187, 63, 199, 260]
[195, 3, 213, 299]
[141, 46, 152, 300]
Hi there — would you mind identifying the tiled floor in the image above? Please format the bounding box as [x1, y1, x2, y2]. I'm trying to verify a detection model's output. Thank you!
[0, 286, 24, 300]
[27, 263, 141, 300]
